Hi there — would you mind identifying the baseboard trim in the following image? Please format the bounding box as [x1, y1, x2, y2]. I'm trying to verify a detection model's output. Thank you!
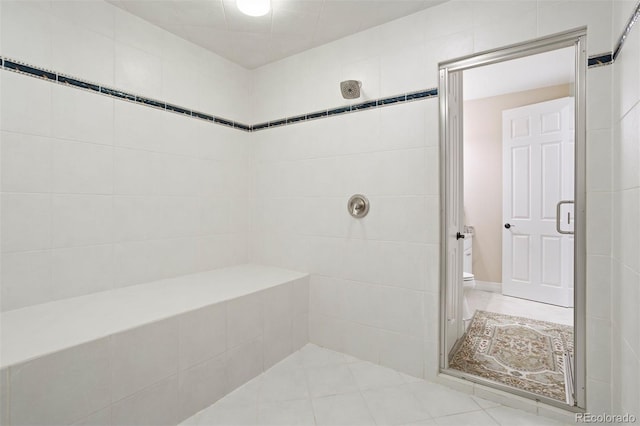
[474, 280, 501, 293]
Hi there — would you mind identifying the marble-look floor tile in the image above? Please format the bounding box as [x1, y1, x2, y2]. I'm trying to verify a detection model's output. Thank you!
[348, 361, 406, 390]
[484, 406, 567, 425]
[361, 385, 432, 425]
[306, 363, 359, 398]
[260, 365, 310, 402]
[434, 410, 498, 426]
[408, 381, 482, 418]
[298, 344, 353, 368]
[179, 343, 569, 426]
[312, 392, 375, 426]
[258, 399, 315, 426]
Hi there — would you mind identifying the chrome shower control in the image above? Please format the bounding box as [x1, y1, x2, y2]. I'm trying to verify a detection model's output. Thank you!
[347, 194, 370, 218]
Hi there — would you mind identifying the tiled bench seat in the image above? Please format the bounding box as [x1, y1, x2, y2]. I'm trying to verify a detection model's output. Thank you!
[0, 264, 309, 426]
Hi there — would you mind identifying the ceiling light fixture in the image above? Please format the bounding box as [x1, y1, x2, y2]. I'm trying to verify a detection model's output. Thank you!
[237, 0, 270, 17]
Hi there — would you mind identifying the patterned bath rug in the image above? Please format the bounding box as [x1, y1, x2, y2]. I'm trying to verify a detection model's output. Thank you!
[449, 310, 573, 402]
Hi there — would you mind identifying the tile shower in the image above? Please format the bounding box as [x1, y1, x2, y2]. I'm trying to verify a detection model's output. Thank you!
[0, 0, 638, 424]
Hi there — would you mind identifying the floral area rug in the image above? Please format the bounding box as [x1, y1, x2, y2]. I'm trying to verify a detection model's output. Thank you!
[449, 310, 573, 402]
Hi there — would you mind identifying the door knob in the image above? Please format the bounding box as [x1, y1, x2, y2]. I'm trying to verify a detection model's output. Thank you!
[504, 223, 513, 229]
[456, 232, 465, 240]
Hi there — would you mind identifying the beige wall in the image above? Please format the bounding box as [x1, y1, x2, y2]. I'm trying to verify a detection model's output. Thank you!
[463, 84, 571, 284]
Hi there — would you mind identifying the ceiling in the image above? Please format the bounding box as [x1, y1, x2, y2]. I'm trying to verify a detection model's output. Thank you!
[463, 47, 575, 100]
[108, 0, 446, 69]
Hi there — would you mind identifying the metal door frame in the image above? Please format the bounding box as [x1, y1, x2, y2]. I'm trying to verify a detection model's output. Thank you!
[438, 28, 587, 410]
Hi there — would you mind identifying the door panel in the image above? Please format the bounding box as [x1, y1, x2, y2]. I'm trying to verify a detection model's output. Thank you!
[511, 146, 531, 219]
[443, 70, 465, 360]
[502, 97, 574, 308]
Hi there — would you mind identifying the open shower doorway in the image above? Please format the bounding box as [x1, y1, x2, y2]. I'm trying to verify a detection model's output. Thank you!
[439, 29, 586, 411]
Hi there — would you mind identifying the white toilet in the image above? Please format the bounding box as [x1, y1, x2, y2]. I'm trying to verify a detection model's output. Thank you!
[462, 231, 475, 321]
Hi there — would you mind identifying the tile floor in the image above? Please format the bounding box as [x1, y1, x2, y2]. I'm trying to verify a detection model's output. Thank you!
[180, 344, 571, 426]
[465, 289, 574, 326]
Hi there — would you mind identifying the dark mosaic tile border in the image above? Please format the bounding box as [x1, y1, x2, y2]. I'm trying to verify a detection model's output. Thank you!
[613, 0, 640, 61]
[588, 53, 614, 67]
[0, 57, 254, 132]
[251, 88, 440, 131]
[0, 48, 616, 134]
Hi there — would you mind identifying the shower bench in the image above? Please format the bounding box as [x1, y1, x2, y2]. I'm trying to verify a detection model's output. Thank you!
[0, 264, 309, 425]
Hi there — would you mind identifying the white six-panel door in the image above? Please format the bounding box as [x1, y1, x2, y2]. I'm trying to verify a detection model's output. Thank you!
[502, 97, 574, 308]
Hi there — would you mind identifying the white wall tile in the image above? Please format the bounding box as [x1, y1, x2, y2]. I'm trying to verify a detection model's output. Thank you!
[51, 244, 114, 301]
[620, 266, 640, 356]
[52, 195, 113, 248]
[262, 283, 293, 325]
[113, 148, 164, 196]
[586, 255, 611, 320]
[114, 239, 170, 287]
[71, 407, 112, 426]
[292, 313, 309, 351]
[50, 0, 115, 39]
[308, 313, 345, 353]
[620, 341, 640, 416]
[378, 331, 424, 378]
[422, 1, 474, 41]
[198, 233, 248, 271]
[1, 250, 52, 311]
[616, 107, 640, 191]
[110, 318, 179, 401]
[263, 315, 293, 370]
[113, 196, 162, 242]
[1, 72, 51, 136]
[291, 278, 310, 316]
[309, 275, 345, 318]
[178, 303, 227, 370]
[52, 85, 114, 146]
[114, 42, 162, 99]
[342, 321, 380, 364]
[225, 338, 264, 391]
[227, 292, 263, 349]
[114, 100, 167, 152]
[586, 192, 612, 256]
[111, 375, 179, 426]
[474, 9, 537, 53]
[587, 129, 613, 192]
[1, 131, 52, 193]
[538, 0, 613, 56]
[0, 0, 252, 313]
[587, 317, 612, 383]
[51, 18, 115, 86]
[10, 338, 110, 425]
[619, 189, 640, 272]
[161, 237, 202, 278]
[587, 65, 613, 131]
[0, 369, 8, 426]
[379, 44, 429, 96]
[162, 58, 199, 109]
[586, 378, 612, 414]
[0, 0, 52, 68]
[155, 196, 201, 239]
[178, 354, 228, 421]
[1, 193, 51, 252]
[162, 112, 201, 158]
[52, 139, 113, 194]
[114, 8, 165, 58]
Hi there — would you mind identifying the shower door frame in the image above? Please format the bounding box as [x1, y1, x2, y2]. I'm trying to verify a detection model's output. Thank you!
[438, 28, 587, 410]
